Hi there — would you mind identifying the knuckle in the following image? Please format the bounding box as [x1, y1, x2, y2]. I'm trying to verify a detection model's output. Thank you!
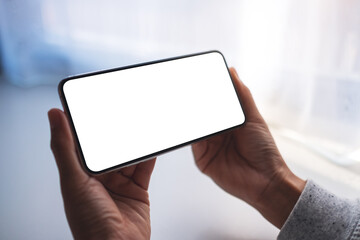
[50, 137, 67, 153]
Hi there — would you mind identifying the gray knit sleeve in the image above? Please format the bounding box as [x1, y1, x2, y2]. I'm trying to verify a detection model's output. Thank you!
[277, 180, 360, 240]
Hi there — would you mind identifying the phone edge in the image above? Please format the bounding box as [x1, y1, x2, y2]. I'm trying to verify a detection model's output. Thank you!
[57, 50, 247, 175]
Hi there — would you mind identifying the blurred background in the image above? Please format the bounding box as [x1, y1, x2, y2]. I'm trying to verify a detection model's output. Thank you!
[0, 0, 360, 239]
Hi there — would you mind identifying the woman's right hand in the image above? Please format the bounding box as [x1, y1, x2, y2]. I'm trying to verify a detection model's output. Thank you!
[192, 68, 305, 228]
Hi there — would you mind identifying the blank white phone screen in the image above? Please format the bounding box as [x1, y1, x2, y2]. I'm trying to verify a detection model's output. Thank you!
[62, 52, 245, 173]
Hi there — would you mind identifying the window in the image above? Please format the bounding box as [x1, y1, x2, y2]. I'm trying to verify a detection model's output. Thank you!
[1, 0, 359, 164]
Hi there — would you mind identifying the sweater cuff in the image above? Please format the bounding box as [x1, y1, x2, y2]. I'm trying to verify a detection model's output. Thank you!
[278, 180, 360, 240]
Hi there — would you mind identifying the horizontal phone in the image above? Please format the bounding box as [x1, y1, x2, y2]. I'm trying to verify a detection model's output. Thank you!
[59, 51, 246, 174]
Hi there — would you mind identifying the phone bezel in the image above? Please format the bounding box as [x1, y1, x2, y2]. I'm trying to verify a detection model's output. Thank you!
[58, 50, 246, 174]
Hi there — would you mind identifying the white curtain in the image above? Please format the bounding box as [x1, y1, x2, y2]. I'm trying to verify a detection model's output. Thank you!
[1, 0, 359, 163]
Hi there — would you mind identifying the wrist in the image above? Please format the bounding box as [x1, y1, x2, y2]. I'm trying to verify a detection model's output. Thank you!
[254, 168, 306, 229]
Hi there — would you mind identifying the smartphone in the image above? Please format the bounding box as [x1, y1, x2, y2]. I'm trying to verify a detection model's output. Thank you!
[59, 51, 246, 174]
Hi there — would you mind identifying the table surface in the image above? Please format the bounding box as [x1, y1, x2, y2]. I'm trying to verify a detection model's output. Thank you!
[1, 80, 359, 239]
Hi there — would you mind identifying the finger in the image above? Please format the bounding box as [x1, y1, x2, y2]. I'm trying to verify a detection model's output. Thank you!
[229, 67, 265, 124]
[118, 164, 137, 178]
[132, 158, 156, 190]
[48, 108, 88, 183]
[191, 139, 208, 159]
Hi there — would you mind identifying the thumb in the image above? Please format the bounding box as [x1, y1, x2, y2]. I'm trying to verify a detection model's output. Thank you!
[229, 67, 265, 124]
[48, 108, 88, 183]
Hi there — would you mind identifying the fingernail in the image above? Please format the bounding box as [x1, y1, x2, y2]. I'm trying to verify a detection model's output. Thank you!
[232, 68, 241, 81]
[48, 109, 59, 131]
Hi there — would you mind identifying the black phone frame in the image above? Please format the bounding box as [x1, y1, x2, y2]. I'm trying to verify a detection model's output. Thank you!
[58, 50, 247, 174]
